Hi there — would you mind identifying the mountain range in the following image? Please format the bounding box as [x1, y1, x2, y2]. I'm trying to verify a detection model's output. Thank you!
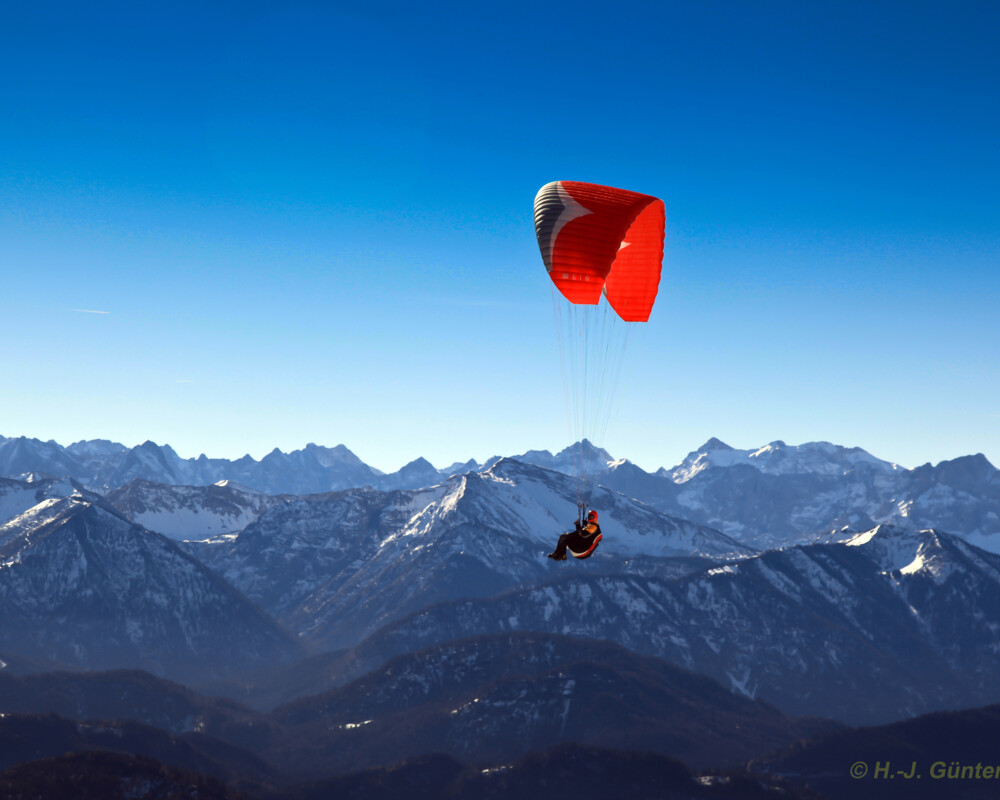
[0, 745, 823, 800]
[184, 458, 750, 650]
[334, 522, 1000, 725]
[1, 431, 998, 796]
[2, 433, 997, 553]
[1, 436, 998, 721]
[0, 631, 834, 784]
[603, 438, 1000, 551]
[0, 494, 303, 682]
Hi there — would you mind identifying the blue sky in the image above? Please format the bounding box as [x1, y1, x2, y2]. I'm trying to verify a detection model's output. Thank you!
[1, 0, 997, 473]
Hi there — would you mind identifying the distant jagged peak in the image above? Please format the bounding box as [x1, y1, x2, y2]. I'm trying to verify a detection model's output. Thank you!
[301, 442, 369, 467]
[3, 435, 52, 447]
[400, 456, 436, 471]
[65, 438, 127, 458]
[518, 448, 555, 462]
[440, 458, 480, 476]
[967, 452, 996, 469]
[373, 457, 446, 490]
[251, 443, 378, 480]
[315, 443, 353, 454]
[554, 438, 614, 463]
[136, 439, 178, 456]
[510, 440, 615, 474]
[917, 452, 998, 485]
[257, 442, 367, 467]
[699, 437, 735, 452]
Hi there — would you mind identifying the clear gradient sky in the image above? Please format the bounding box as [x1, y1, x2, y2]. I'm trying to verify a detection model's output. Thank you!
[2, 1, 998, 473]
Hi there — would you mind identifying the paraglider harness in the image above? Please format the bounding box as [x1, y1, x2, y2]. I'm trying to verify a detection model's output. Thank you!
[550, 504, 603, 560]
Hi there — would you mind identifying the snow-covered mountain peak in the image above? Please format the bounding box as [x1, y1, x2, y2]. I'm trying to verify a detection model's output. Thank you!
[388, 475, 470, 543]
[0, 498, 74, 546]
[0, 495, 138, 559]
[749, 440, 787, 459]
[897, 538, 946, 579]
[669, 438, 900, 484]
[482, 457, 574, 492]
[868, 528, 1000, 588]
[0, 476, 107, 538]
[889, 530, 990, 586]
[485, 456, 540, 479]
[511, 440, 615, 476]
[669, 440, 751, 483]
[749, 440, 900, 477]
[392, 461, 575, 545]
[844, 524, 934, 572]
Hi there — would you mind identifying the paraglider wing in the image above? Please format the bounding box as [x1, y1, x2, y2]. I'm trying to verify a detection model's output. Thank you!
[602, 195, 664, 322]
[534, 181, 664, 320]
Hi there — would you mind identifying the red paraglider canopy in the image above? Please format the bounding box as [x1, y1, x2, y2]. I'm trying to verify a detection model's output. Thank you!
[534, 181, 665, 322]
